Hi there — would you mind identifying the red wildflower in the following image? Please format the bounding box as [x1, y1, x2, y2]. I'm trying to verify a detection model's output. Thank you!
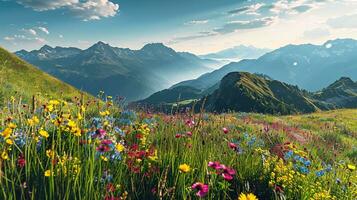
[228, 142, 237, 150]
[222, 127, 229, 134]
[17, 154, 26, 168]
[106, 183, 115, 192]
[96, 144, 111, 152]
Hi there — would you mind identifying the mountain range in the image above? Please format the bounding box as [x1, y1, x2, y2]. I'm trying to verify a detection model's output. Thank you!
[200, 45, 271, 63]
[174, 39, 357, 92]
[0, 47, 91, 104]
[15, 42, 220, 101]
[136, 72, 357, 114]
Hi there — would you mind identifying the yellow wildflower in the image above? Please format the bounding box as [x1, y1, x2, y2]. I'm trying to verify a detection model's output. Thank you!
[238, 193, 258, 200]
[1, 151, 9, 160]
[44, 170, 52, 177]
[8, 123, 17, 129]
[179, 164, 191, 173]
[39, 129, 49, 139]
[100, 156, 108, 162]
[46, 149, 55, 158]
[5, 139, 13, 145]
[81, 105, 86, 112]
[116, 143, 125, 152]
[28, 116, 40, 126]
[77, 112, 83, 120]
[72, 127, 82, 137]
[1, 128, 12, 138]
[49, 100, 60, 105]
[148, 149, 158, 161]
[347, 164, 356, 171]
[99, 110, 110, 117]
[67, 120, 76, 128]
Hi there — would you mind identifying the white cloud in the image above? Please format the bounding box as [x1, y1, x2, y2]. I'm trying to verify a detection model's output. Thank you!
[4, 36, 15, 41]
[23, 28, 37, 35]
[38, 27, 49, 34]
[229, 3, 265, 16]
[3, 34, 46, 44]
[16, 0, 119, 21]
[185, 20, 209, 25]
[214, 17, 277, 34]
[16, 0, 78, 11]
[327, 13, 357, 29]
[59, 34, 64, 38]
[302, 28, 331, 39]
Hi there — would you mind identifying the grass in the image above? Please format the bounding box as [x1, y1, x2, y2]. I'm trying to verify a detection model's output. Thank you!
[0, 93, 356, 200]
[0, 46, 93, 104]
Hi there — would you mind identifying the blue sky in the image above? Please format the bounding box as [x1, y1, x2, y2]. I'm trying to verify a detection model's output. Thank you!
[1, 0, 357, 54]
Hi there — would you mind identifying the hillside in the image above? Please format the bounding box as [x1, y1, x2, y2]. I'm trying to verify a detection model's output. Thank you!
[16, 42, 218, 101]
[201, 72, 319, 114]
[314, 77, 357, 108]
[173, 39, 357, 92]
[0, 46, 91, 103]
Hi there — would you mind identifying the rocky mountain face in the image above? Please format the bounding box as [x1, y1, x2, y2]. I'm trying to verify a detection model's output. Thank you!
[16, 42, 218, 101]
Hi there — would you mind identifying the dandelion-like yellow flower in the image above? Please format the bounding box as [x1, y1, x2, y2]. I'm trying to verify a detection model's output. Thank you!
[238, 193, 258, 200]
[46, 149, 55, 158]
[116, 143, 125, 152]
[1, 151, 9, 160]
[179, 164, 191, 173]
[72, 127, 82, 137]
[28, 116, 40, 126]
[100, 156, 108, 162]
[1, 128, 12, 138]
[8, 123, 17, 129]
[39, 129, 49, 139]
[99, 110, 110, 117]
[5, 139, 13, 145]
[347, 164, 356, 171]
[44, 170, 52, 177]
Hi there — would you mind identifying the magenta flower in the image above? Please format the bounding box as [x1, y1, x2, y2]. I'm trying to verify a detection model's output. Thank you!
[191, 182, 209, 197]
[208, 161, 236, 181]
[208, 161, 220, 169]
[101, 139, 112, 145]
[222, 127, 229, 134]
[186, 131, 192, 137]
[222, 173, 233, 181]
[221, 166, 236, 181]
[96, 144, 111, 152]
[93, 128, 106, 138]
[185, 119, 195, 127]
[228, 142, 237, 150]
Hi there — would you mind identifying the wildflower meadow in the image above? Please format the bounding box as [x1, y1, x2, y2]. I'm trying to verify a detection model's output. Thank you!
[0, 94, 356, 200]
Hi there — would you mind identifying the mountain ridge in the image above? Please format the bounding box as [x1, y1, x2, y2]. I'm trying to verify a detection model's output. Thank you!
[15, 42, 219, 101]
[136, 72, 356, 114]
[173, 38, 357, 92]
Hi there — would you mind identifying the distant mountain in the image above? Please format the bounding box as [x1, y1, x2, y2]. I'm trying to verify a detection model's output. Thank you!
[173, 39, 357, 92]
[0, 46, 91, 103]
[136, 72, 357, 114]
[314, 77, 357, 108]
[135, 86, 202, 107]
[16, 42, 218, 101]
[200, 45, 271, 62]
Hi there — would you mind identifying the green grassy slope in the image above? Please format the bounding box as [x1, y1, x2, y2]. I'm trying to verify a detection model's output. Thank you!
[0, 46, 92, 103]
